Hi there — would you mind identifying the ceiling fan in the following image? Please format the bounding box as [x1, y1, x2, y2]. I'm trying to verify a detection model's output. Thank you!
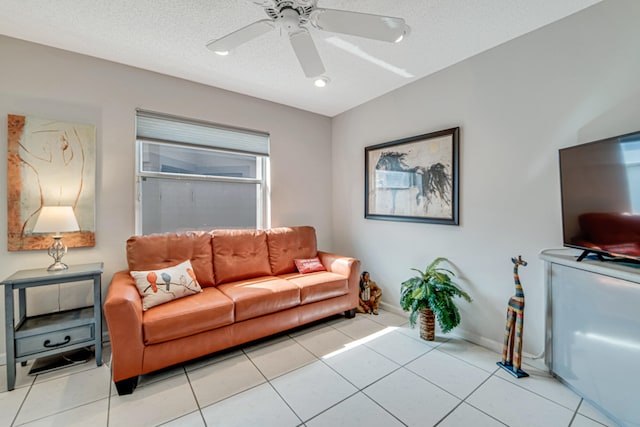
[206, 0, 410, 84]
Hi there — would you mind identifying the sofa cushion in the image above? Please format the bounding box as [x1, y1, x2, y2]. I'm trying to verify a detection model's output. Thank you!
[130, 260, 203, 311]
[127, 231, 215, 287]
[267, 226, 318, 275]
[211, 229, 272, 284]
[280, 271, 349, 305]
[217, 276, 301, 322]
[143, 287, 234, 345]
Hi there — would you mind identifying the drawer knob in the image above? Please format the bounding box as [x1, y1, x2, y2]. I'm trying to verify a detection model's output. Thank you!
[43, 336, 71, 348]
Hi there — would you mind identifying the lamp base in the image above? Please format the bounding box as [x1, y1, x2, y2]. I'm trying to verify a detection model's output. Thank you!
[46, 236, 69, 271]
[47, 261, 69, 271]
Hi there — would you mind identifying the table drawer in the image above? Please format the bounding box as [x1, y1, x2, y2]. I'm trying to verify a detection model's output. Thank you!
[16, 324, 94, 358]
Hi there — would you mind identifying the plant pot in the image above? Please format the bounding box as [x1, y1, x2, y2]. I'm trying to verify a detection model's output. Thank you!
[419, 307, 435, 341]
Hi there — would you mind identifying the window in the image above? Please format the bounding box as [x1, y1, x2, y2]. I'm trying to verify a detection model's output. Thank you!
[135, 111, 269, 235]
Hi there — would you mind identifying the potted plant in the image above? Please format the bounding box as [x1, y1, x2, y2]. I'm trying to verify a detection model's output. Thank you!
[400, 257, 472, 340]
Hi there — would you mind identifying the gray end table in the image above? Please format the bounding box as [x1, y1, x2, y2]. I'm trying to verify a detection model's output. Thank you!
[2, 262, 103, 391]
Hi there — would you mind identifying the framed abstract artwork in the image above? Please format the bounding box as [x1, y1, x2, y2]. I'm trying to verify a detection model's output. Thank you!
[365, 127, 459, 225]
[7, 114, 96, 251]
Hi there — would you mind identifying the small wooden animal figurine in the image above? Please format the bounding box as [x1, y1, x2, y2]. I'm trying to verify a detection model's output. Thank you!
[497, 255, 529, 378]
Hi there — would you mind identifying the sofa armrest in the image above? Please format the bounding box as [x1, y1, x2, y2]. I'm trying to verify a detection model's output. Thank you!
[318, 251, 361, 308]
[104, 270, 145, 382]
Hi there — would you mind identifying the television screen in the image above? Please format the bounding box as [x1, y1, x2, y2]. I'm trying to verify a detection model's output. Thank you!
[559, 130, 640, 261]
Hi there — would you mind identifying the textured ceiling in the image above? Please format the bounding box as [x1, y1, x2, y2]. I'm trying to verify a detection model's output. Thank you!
[0, 0, 601, 117]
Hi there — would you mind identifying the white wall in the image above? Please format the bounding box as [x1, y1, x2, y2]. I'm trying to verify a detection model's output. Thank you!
[331, 0, 640, 356]
[0, 36, 332, 361]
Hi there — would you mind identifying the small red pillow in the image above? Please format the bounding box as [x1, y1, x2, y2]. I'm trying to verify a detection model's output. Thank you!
[294, 257, 326, 274]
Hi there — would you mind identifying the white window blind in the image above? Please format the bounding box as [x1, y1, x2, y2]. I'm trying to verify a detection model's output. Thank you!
[136, 110, 269, 156]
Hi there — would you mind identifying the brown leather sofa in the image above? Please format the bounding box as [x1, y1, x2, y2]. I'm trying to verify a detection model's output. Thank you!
[104, 226, 360, 395]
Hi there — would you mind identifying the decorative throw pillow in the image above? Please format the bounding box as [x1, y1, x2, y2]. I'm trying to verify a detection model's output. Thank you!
[130, 260, 203, 310]
[294, 257, 327, 274]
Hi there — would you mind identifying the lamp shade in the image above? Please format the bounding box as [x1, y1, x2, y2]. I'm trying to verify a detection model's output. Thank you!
[32, 206, 80, 234]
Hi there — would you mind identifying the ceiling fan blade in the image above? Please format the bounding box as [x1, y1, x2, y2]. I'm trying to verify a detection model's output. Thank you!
[310, 8, 408, 43]
[206, 19, 274, 53]
[289, 29, 325, 78]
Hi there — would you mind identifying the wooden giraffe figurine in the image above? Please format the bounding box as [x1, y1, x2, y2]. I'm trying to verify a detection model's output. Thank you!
[497, 255, 529, 378]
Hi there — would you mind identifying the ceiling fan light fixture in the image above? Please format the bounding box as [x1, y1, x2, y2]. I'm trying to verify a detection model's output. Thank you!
[314, 76, 330, 87]
[395, 25, 411, 43]
[214, 50, 230, 56]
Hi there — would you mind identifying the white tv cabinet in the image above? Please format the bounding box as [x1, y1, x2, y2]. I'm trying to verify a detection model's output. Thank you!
[540, 249, 640, 427]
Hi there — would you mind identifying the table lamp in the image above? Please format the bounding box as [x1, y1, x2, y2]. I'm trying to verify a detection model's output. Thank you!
[32, 206, 80, 271]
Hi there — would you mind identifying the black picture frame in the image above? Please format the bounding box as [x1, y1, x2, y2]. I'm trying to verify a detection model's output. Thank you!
[365, 127, 459, 225]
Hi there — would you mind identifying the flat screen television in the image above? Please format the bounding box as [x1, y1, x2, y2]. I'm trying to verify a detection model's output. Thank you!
[559, 130, 640, 262]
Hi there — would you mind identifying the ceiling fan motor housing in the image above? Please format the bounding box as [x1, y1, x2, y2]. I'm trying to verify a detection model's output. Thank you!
[264, 0, 316, 27]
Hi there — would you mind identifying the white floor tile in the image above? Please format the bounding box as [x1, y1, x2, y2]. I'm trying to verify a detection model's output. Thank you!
[245, 336, 316, 379]
[188, 353, 265, 407]
[495, 363, 581, 410]
[324, 314, 356, 329]
[201, 382, 301, 427]
[577, 400, 620, 427]
[18, 398, 108, 427]
[0, 309, 600, 427]
[0, 386, 29, 426]
[571, 413, 612, 427]
[438, 402, 506, 427]
[109, 373, 198, 426]
[322, 344, 399, 389]
[288, 319, 332, 337]
[159, 411, 206, 427]
[270, 361, 357, 421]
[183, 348, 243, 372]
[332, 316, 387, 340]
[406, 349, 491, 399]
[364, 329, 433, 365]
[395, 323, 448, 346]
[467, 376, 574, 427]
[0, 361, 36, 392]
[368, 310, 408, 327]
[437, 338, 504, 373]
[306, 392, 404, 427]
[135, 364, 185, 389]
[14, 365, 111, 425]
[364, 368, 460, 426]
[241, 332, 291, 353]
[292, 325, 354, 358]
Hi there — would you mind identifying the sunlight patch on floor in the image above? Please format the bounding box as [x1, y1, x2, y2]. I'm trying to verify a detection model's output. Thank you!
[321, 326, 397, 359]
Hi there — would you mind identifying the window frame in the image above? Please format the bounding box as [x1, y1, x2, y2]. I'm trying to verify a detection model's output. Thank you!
[134, 138, 270, 235]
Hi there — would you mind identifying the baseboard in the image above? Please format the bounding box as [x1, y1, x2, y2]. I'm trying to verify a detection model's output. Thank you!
[450, 328, 503, 353]
[379, 301, 408, 317]
[448, 327, 547, 368]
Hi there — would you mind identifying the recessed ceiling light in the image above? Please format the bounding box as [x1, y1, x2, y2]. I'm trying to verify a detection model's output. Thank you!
[395, 25, 411, 43]
[314, 76, 330, 88]
[215, 50, 230, 56]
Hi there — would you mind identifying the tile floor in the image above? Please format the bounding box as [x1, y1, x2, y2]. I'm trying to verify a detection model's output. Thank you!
[0, 310, 620, 426]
